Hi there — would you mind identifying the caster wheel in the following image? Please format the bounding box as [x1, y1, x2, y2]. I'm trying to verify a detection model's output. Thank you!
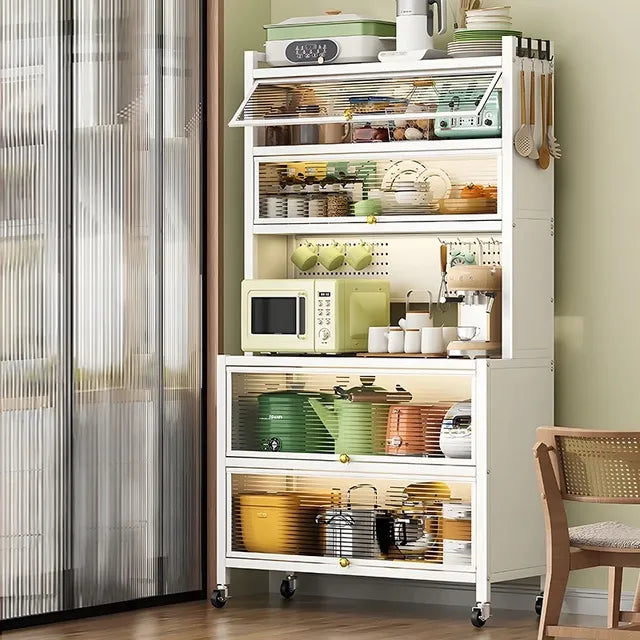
[211, 589, 227, 609]
[280, 579, 296, 600]
[535, 592, 544, 616]
[471, 609, 486, 628]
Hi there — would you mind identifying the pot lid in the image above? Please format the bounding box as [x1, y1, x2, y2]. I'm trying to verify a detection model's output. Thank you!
[336, 376, 386, 397]
[265, 11, 394, 29]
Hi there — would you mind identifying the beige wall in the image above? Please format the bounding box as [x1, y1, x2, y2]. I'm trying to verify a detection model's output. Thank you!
[223, 0, 271, 354]
[226, 0, 640, 591]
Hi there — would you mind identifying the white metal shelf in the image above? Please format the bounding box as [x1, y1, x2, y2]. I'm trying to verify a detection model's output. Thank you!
[251, 56, 502, 80]
[253, 139, 503, 158]
[222, 355, 478, 372]
[223, 455, 476, 478]
[252, 218, 502, 236]
[226, 556, 476, 583]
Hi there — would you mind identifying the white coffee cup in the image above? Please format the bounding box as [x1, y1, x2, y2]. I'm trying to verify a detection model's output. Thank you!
[386, 327, 404, 353]
[404, 329, 421, 354]
[368, 327, 388, 354]
[421, 327, 445, 355]
[442, 327, 458, 348]
[399, 312, 433, 330]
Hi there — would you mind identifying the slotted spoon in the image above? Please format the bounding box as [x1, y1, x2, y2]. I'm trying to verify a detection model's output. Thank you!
[514, 65, 534, 158]
[527, 65, 539, 160]
[547, 68, 562, 159]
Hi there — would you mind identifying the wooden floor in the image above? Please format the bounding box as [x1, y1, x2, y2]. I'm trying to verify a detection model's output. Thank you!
[3, 595, 585, 640]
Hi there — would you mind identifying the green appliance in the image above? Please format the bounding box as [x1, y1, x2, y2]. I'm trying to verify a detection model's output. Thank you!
[264, 12, 396, 67]
[308, 377, 411, 455]
[435, 89, 502, 139]
[257, 391, 333, 453]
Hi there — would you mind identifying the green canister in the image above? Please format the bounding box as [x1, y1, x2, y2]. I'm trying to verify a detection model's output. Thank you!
[257, 391, 333, 454]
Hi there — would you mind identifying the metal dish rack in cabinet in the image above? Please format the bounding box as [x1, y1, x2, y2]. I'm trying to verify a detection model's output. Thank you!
[216, 37, 555, 626]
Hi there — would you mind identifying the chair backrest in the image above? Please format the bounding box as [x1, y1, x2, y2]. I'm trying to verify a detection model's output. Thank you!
[536, 427, 640, 504]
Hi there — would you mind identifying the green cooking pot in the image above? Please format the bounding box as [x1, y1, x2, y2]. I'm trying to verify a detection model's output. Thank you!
[308, 377, 411, 456]
[257, 391, 333, 453]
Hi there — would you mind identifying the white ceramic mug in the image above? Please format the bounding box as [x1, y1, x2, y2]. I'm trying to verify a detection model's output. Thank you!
[386, 327, 404, 354]
[421, 327, 445, 355]
[368, 327, 388, 354]
[442, 327, 458, 348]
[404, 329, 421, 354]
[399, 312, 433, 330]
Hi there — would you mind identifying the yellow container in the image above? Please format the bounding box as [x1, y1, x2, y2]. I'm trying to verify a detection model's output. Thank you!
[239, 493, 302, 554]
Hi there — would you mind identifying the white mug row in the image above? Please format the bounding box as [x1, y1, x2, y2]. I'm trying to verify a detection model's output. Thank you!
[368, 326, 479, 355]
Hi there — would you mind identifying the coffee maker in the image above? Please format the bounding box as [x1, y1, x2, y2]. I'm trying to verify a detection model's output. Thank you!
[446, 265, 502, 358]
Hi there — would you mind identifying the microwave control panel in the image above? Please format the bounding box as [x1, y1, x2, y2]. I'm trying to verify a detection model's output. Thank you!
[316, 285, 335, 348]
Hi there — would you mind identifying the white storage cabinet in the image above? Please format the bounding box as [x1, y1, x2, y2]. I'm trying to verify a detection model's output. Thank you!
[215, 37, 555, 626]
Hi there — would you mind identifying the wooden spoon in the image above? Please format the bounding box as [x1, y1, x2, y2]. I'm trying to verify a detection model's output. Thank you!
[537, 67, 551, 170]
[513, 67, 534, 158]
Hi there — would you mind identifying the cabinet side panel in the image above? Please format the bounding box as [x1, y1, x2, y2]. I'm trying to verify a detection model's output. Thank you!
[487, 364, 552, 579]
[511, 218, 554, 359]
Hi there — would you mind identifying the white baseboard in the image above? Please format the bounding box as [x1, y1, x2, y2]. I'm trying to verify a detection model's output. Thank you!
[267, 571, 627, 617]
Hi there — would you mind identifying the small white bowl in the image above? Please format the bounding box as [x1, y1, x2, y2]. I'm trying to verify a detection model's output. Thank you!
[466, 6, 511, 17]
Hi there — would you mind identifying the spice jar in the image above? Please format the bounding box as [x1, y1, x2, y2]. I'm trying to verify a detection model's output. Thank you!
[327, 192, 350, 218]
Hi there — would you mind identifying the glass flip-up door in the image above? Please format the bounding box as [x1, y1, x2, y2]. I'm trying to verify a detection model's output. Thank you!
[229, 70, 503, 128]
[227, 368, 474, 464]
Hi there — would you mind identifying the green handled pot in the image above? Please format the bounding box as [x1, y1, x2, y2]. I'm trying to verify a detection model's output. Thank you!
[308, 377, 411, 456]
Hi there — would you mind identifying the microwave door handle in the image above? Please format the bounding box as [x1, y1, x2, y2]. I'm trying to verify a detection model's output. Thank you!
[296, 294, 304, 340]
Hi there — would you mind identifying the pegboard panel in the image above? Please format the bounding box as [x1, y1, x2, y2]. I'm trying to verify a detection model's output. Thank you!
[440, 237, 502, 267]
[296, 239, 391, 279]
[287, 234, 501, 302]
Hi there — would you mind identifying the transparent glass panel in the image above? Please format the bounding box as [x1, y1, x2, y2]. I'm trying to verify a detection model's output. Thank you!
[257, 154, 499, 221]
[230, 371, 472, 460]
[162, 0, 202, 595]
[71, 0, 161, 606]
[231, 71, 502, 128]
[231, 473, 473, 568]
[1, 0, 202, 620]
[0, 0, 64, 619]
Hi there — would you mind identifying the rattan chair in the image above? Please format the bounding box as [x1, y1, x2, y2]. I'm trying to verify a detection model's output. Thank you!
[534, 427, 640, 639]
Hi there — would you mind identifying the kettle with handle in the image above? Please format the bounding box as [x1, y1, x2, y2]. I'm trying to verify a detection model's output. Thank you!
[380, 0, 448, 61]
[308, 376, 412, 455]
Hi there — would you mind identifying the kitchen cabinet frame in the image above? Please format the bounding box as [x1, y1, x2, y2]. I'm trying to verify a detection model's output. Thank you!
[216, 37, 554, 625]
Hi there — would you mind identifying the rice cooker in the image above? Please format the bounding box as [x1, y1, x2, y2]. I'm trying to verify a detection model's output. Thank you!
[264, 11, 396, 67]
[439, 401, 472, 459]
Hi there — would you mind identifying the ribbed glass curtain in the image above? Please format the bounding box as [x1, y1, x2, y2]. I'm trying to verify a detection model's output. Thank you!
[0, 0, 202, 620]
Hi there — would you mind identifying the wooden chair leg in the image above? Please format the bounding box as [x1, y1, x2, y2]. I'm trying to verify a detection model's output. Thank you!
[538, 558, 570, 640]
[608, 567, 623, 628]
[633, 571, 640, 612]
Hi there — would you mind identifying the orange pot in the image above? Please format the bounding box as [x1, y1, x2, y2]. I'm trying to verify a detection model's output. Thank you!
[385, 404, 443, 456]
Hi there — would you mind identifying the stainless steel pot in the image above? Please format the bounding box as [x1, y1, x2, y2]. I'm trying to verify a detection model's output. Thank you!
[391, 501, 439, 559]
[316, 484, 392, 559]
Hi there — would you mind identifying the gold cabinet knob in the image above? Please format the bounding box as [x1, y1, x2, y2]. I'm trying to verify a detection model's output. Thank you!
[338, 453, 350, 464]
[366, 215, 377, 225]
[339, 557, 350, 568]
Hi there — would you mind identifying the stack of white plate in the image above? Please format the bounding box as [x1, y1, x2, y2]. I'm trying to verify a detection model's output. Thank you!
[465, 6, 513, 31]
[447, 40, 503, 58]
